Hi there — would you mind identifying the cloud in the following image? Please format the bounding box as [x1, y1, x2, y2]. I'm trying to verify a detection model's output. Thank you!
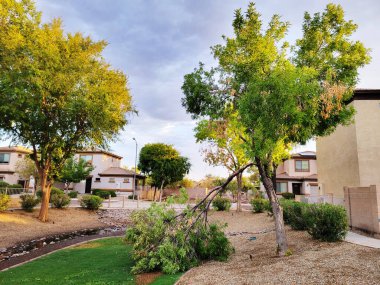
[28, 0, 380, 179]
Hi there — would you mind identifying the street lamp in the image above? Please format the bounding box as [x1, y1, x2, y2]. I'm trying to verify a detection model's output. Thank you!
[132, 137, 137, 201]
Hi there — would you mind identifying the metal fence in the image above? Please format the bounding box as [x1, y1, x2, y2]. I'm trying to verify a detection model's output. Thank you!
[0, 188, 30, 195]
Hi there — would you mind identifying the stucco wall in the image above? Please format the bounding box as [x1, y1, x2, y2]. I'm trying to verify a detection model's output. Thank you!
[0, 152, 29, 185]
[316, 108, 360, 199]
[354, 100, 380, 186]
[317, 99, 380, 199]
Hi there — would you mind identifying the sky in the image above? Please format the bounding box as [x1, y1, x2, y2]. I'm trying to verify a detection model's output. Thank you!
[3, 0, 380, 180]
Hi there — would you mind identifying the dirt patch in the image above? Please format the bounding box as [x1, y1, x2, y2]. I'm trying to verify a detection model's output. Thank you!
[177, 211, 380, 285]
[0, 208, 105, 248]
[136, 272, 162, 285]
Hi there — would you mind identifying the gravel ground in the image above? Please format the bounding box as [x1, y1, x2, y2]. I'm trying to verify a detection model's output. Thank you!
[177, 211, 380, 285]
[0, 208, 105, 248]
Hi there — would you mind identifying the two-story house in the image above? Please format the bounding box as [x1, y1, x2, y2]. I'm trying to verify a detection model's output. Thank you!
[0, 146, 32, 188]
[261, 151, 318, 196]
[70, 149, 145, 194]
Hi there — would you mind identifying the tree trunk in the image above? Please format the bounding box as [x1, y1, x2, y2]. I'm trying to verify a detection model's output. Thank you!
[159, 180, 164, 202]
[38, 170, 51, 222]
[256, 159, 288, 256]
[236, 173, 243, 212]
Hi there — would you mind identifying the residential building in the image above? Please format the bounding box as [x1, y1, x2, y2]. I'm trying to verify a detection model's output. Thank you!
[0, 146, 32, 187]
[69, 149, 145, 194]
[262, 151, 318, 196]
[317, 89, 380, 204]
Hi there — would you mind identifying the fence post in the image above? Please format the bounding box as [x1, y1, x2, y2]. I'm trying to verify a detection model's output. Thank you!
[108, 195, 111, 208]
[122, 196, 125, 208]
[137, 194, 140, 209]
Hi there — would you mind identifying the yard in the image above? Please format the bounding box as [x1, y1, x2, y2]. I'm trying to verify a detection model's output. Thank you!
[0, 238, 181, 285]
[1, 208, 379, 284]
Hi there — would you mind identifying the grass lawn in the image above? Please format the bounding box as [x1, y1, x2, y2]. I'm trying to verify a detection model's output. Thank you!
[0, 238, 182, 285]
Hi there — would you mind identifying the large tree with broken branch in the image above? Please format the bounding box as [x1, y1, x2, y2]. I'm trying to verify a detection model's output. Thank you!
[181, 3, 370, 255]
[0, 0, 133, 221]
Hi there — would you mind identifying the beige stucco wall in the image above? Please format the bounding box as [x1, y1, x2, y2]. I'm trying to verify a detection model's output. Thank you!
[354, 100, 380, 186]
[286, 158, 317, 177]
[0, 151, 29, 185]
[317, 99, 380, 199]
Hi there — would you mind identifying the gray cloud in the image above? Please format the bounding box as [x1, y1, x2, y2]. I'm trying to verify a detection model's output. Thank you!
[30, 0, 380, 179]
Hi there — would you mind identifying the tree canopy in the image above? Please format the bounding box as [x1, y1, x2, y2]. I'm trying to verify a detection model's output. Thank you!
[58, 157, 94, 189]
[181, 2, 370, 255]
[0, 0, 134, 221]
[138, 143, 191, 197]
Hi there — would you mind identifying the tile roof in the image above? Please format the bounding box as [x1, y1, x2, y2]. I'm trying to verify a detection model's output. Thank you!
[98, 167, 145, 178]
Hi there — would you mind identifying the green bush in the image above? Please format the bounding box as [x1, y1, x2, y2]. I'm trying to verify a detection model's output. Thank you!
[126, 203, 233, 274]
[127, 194, 138, 199]
[0, 181, 9, 188]
[281, 192, 295, 200]
[92, 189, 117, 199]
[68, 191, 78, 198]
[36, 187, 64, 202]
[250, 198, 270, 213]
[0, 194, 11, 211]
[303, 203, 348, 242]
[280, 200, 309, 230]
[51, 193, 71, 208]
[20, 194, 40, 212]
[212, 196, 231, 211]
[80, 194, 103, 210]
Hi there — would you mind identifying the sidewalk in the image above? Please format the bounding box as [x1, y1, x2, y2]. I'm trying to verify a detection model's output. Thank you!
[345, 231, 380, 249]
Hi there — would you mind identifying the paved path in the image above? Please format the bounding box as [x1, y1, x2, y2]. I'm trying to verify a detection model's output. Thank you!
[345, 231, 380, 249]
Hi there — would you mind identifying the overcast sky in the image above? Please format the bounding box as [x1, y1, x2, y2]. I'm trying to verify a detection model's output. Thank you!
[7, 1, 380, 180]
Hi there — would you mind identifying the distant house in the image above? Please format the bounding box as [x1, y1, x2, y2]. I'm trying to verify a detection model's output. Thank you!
[0, 146, 32, 188]
[317, 89, 380, 204]
[261, 151, 318, 196]
[69, 149, 145, 194]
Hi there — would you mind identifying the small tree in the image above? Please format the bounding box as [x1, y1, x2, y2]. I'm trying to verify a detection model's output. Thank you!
[182, 3, 370, 255]
[0, 1, 133, 221]
[59, 157, 94, 192]
[195, 116, 250, 212]
[15, 156, 39, 194]
[138, 143, 191, 202]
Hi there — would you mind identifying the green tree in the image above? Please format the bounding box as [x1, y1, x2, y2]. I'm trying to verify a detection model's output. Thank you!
[15, 156, 39, 193]
[0, 1, 133, 221]
[138, 143, 191, 202]
[195, 113, 249, 212]
[181, 3, 370, 255]
[59, 157, 94, 192]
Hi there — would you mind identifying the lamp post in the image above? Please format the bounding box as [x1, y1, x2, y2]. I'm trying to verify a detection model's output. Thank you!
[132, 137, 137, 201]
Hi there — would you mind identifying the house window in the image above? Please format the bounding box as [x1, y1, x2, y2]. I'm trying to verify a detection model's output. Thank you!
[0, 153, 10, 164]
[295, 160, 309, 172]
[276, 182, 287, 193]
[123, 178, 130, 183]
[18, 154, 23, 158]
[80, 155, 93, 165]
[109, 178, 115, 183]
[95, 178, 101, 182]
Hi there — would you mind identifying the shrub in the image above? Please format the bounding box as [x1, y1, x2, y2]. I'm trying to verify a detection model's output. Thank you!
[20, 194, 40, 212]
[51, 193, 71, 208]
[9, 184, 23, 189]
[80, 194, 103, 210]
[280, 200, 309, 230]
[68, 191, 78, 198]
[92, 189, 116, 198]
[212, 196, 231, 211]
[303, 203, 348, 242]
[0, 181, 9, 188]
[126, 203, 233, 274]
[281, 192, 295, 200]
[250, 198, 270, 213]
[0, 194, 11, 211]
[36, 187, 64, 202]
[128, 194, 138, 199]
